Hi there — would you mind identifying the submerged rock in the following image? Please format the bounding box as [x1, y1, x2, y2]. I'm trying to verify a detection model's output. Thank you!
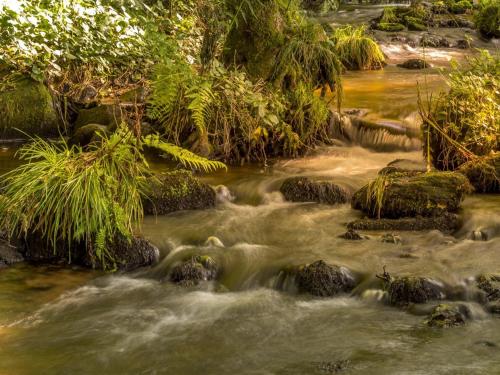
[338, 228, 366, 240]
[425, 304, 467, 328]
[397, 59, 431, 70]
[170, 255, 220, 286]
[382, 274, 445, 306]
[143, 170, 216, 215]
[0, 76, 59, 138]
[347, 213, 461, 233]
[295, 260, 356, 297]
[351, 171, 472, 219]
[280, 177, 349, 205]
[381, 233, 402, 244]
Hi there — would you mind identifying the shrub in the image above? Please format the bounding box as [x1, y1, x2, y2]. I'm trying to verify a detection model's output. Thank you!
[331, 26, 385, 70]
[420, 50, 500, 170]
[475, 0, 500, 39]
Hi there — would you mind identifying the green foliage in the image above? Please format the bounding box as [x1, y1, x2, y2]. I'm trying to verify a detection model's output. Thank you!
[0, 127, 148, 269]
[474, 0, 500, 39]
[380, 7, 399, 24]
[420, 50, 500, 170]
[330, 26, 385, 71]
[272, 23, 343, 101]
[301, 0, 340, 14]
[375, 23, 405, 32]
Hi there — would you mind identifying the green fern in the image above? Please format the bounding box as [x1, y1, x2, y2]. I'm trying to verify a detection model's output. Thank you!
[143, 134, 226, 172]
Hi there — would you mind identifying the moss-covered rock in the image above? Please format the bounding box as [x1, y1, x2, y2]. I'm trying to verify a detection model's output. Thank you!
[379, 159, 428, 176]
[0, 76, 59, 138]
[475, 2, 500, 39]
[425, 304, 467, 328]
[449, 0, 472, 14]
[170, 255, 220, 286]
[69, 124, 110, 147]
[397, 59, 431, 70]
[458, 154, 500, 193]
[295, 260, 356, 297]
[280, 177, 349, 205]
[351, 172, 472, 219]
[143, 170, 216, 215]
[347, 213, 461, 233]
[386, 276, 446, 306]
[405, 16, 428, 31]
[74, 104, 122, 130]
[375, 22, 406, 32]
[338, 228, 366, 240]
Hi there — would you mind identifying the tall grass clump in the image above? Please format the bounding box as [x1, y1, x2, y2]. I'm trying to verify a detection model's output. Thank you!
[331, 26, 385, 71]
[0, 126, 225, 269]
[419, 50, 499, 171]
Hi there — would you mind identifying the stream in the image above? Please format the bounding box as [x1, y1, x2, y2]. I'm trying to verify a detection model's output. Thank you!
[0, 6, 499, 374]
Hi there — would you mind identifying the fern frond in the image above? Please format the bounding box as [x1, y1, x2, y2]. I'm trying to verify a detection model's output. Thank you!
[142, 134, 226, 172]
[187, 80, 215, 136]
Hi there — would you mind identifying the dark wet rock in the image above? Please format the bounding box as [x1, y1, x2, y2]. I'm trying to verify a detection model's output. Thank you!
[77, 86, 98, 103]
[391, 35, 417, 47]
[170, 255, 219, 286]
[347, 213, 461, 233]
[74, 104, 122, 130]
[0, 76, 59, 138]
[0, 239, 24, 267]
[351, 172, 472, 219]
[397, 58, 431, 70]
[455, 39, 471, 49]
[379, 159, 428, 176]
[295, 260, 356, 297]
[280, 177, 350, 205]
[338, 228, 365, 240]
[143, 170, 215, 215]
[420, 34, 451, 48]
[475, 340, 497, 348]
[425, 304, 467, 328]
[381, 233, 402, 244]
[69, 124, 110, 146]
[22, 234, 159, 271]
[487, 301, 500, 314]
[381, 274, 445, 306]
[476, 274, 500, 302]
[438, 18, 474, 28]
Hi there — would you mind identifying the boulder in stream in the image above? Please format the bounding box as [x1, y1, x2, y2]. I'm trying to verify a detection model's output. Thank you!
[22, 234, 159, 271]
[425, 304, 468, 328]
[295, 260, 356, 297]
[420, 34, 451, 48]
[170, 255, 220, 286]
[347, 213, 462, 233]
[0, 238, 24, 267]
[69, 124, 110, 147]
[351, 171, 472, 219]
[143, 170, 216, 215]
[476, 274, 500, 302]
[397, 59, 431, 70]
[280, 177, 350, 205]
[458, 154, 500, 194]
[338, 228, 366, 240]
[379, 271, 446, 306]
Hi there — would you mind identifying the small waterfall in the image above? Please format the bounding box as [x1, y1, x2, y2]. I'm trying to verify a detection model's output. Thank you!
[328, 110, 422, 152]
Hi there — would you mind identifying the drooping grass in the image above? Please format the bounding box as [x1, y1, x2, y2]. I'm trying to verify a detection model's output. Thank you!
[419, 50, 500, 171]
[271, 23, 343, 102]
[331, 25, 385, 71]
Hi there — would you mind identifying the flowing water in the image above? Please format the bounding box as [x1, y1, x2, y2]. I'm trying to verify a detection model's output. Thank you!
[1, 7, 500, 375]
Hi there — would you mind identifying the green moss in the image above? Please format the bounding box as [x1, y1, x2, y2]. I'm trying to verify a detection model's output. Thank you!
[74, 105, 122, 130]
[375, 23, 405, 32]
[458, 154, 500, 193]
[475, 2, 500, 39]
[405, 16, 428, 31]
[142, 170, 216, 215]
[425, 304, 466, 328]
[0, 76, 59, 138]
[449, 0, 472, 14]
